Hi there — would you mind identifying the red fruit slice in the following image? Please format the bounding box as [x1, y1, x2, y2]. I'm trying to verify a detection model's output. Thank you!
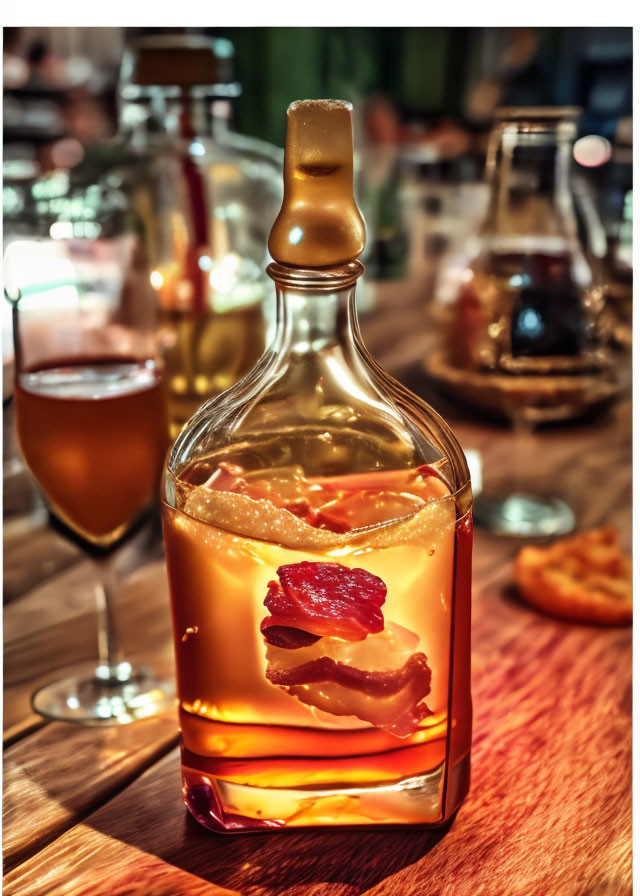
[416, 463, 448, 486]
[199, 464, 450, 533]
[265, 651, 433, 737]
[311, 467, 450, 503]
[247, 490, 313, 519]
[315, 490, 425, 533]
[242, 472, 309, 509]
[206, 466, 317, 520]
[262, 561, 387, 641]
[263, 621, 434, 737]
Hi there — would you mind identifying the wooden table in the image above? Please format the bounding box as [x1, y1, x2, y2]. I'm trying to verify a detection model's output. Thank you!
[3, 276, 632, 896]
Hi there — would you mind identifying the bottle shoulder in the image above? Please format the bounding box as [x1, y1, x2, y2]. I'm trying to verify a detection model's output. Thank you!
[210, 127, 284, 170]
[167, 336, 469, 498]
[358, 348, 470, 494]
[195, 132, 283, 196]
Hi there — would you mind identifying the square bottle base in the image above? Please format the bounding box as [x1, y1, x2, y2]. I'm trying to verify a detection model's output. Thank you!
[182, 753, 470, 833]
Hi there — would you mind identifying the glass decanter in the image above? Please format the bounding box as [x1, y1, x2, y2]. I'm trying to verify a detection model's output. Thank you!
[449, 107, 614, 536]
[162, 100, 472, 831]
[117, 32, 283, 438]
[453, 107, 609, 374]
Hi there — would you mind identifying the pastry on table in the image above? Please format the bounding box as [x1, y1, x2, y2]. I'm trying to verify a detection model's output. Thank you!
[515, 526, 632, 626]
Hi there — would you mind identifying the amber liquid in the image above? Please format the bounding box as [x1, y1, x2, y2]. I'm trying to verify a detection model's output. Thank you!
[15, 359, 169, 548]
[159, 308, 265, 439]
[163, 437, 472, 829]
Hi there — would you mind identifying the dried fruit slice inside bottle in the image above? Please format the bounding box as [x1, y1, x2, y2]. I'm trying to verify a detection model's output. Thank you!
[261, 561, 433, 737]
[261, 561, 386, 641]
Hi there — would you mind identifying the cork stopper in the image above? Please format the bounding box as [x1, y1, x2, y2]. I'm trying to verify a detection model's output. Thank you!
[268, 100, 366, 267]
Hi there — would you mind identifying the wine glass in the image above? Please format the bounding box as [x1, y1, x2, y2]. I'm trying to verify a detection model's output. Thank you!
[5, 169, 174, 723]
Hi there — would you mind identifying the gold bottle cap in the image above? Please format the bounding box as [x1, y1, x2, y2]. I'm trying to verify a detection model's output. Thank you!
[268, 100, 366, 268]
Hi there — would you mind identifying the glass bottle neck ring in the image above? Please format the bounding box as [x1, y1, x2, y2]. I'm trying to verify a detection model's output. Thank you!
[266, 261, 364, 292]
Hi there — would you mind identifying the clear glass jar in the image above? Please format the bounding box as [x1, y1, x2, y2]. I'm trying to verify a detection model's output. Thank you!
[162, 100, 472, 832]
[117, 33, 283, 437]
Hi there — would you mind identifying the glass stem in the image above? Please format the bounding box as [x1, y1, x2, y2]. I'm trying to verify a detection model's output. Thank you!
[92, 553, 132, 683]
[509, 413, 538, 493]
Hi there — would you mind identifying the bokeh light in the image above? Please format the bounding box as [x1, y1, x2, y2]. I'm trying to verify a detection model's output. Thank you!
[573, 135, 612, 168]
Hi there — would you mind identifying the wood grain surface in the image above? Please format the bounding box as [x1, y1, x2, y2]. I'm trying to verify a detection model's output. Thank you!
[3, 272, 632, 896]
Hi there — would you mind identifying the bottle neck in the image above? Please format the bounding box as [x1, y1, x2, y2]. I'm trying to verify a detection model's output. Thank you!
[482, 120, 579, 253]
[118, 91, 226, 147]
[275, 289, 346, 352]
[269, 262, 364, 358]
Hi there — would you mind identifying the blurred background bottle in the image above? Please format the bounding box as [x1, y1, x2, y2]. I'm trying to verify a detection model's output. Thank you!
[116, 33, 283, 438]
[452, 107, 610, 379]
[359, 97, 410, 281]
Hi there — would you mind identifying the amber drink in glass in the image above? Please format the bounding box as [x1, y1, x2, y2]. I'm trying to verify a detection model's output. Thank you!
[16, 359, 167, 547]
[163, 100, 472, 830]
[7, 187, 173, 723]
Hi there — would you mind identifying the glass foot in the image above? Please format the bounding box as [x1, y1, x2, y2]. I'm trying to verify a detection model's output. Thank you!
[31, 661, 175, 725]
[474, 492, 575, 537]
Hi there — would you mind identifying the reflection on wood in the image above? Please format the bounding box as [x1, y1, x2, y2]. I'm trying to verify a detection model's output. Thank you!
[3, 526, 80, 605]
[3, 715, 178, 870]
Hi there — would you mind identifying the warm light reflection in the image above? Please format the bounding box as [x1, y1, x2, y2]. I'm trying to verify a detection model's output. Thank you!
[4, 240, 80, 310]
[461, 267, 474, 284]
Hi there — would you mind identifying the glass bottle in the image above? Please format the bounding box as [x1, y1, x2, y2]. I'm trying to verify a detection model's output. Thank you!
[162, 100, 472, 831]
[360, 146, 409, 282]
[445, 108, 618, 537]
[452, 107, 608, 377]
[117, 33, 283, 438]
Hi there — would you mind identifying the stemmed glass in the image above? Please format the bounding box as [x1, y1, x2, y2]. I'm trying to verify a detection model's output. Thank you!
[5, 171, 174, 723]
